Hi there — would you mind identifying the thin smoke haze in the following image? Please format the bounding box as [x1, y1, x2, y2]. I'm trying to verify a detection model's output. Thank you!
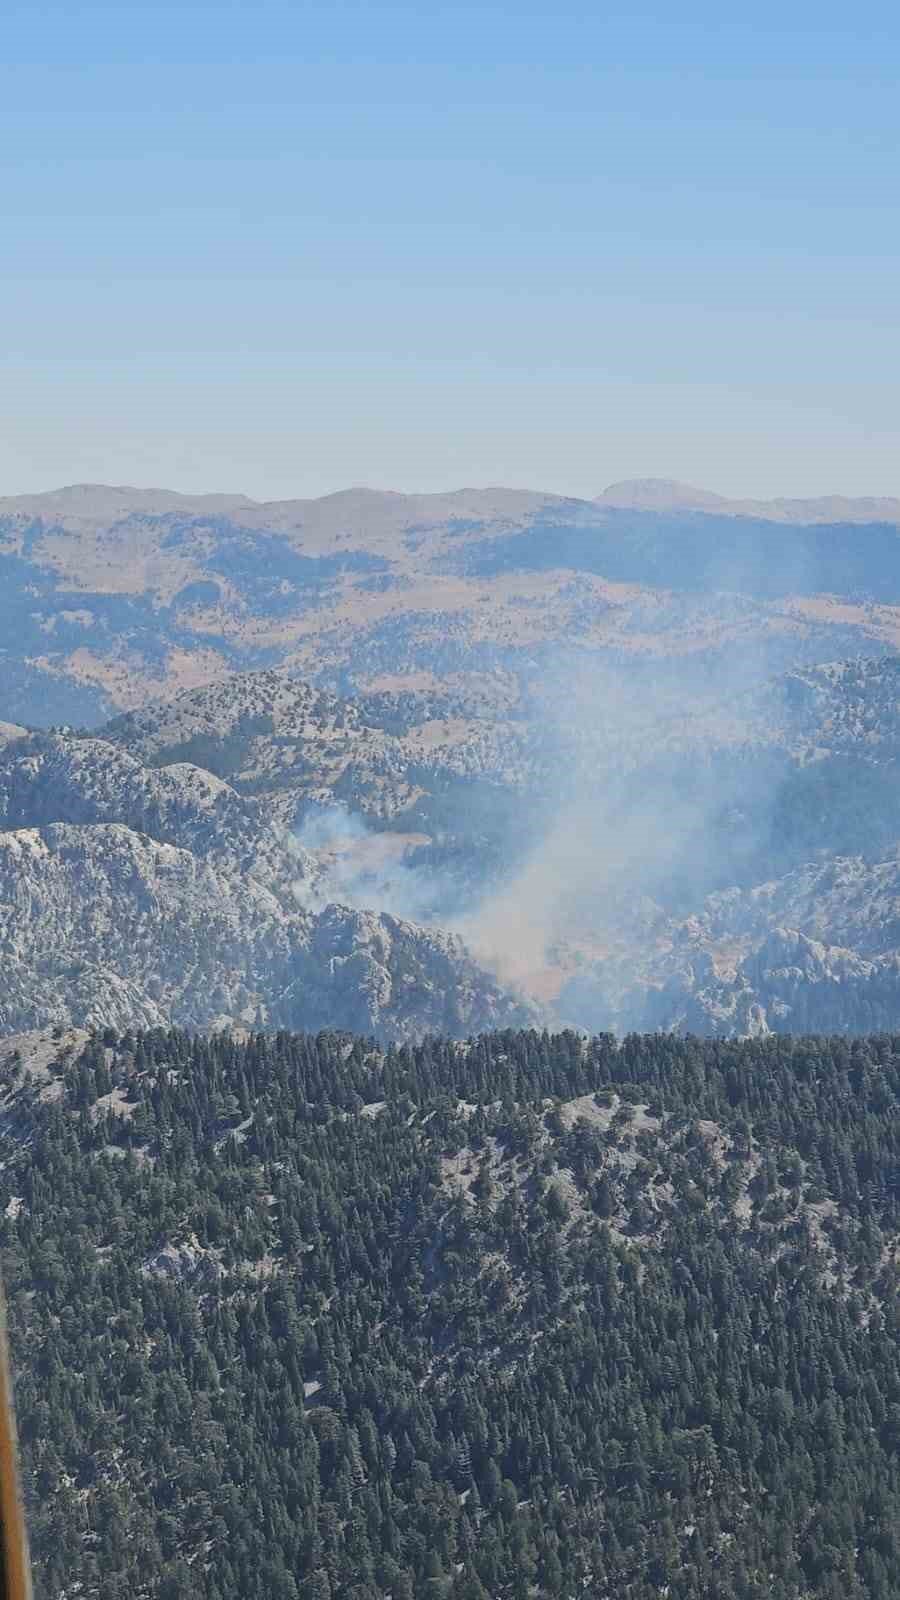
[284, 525, 874, 1028]
[290, 802, 452, 925]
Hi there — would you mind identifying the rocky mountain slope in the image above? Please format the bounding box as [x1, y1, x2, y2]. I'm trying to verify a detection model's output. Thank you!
[551, 656, 900, 1038]
[4, 647, 898, 1043]
[102, 668, 529, 816]
[0, 723, 537, 1040]
[122, 653, 900, 1039]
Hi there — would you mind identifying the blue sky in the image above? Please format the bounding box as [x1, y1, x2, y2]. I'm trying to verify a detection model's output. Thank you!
[3, 0, 899, 500]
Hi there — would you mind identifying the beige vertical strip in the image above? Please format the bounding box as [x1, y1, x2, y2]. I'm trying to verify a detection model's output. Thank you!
[0, 1282, 31, 1600]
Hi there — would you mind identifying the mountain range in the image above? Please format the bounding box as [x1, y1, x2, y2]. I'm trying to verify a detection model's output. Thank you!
[1, 653, 900, 1042]
[4, 478, 900, 728]
[3, 479, 900, 1044]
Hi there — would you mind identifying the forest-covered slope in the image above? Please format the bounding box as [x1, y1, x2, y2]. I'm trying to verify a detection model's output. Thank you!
[5, 1025, 900, 1599]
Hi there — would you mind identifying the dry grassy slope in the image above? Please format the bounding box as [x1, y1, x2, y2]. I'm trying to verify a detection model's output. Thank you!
[0, 484, 565, 599]
[0, 1026, 90, 1090]
[4, 482, 900, 721]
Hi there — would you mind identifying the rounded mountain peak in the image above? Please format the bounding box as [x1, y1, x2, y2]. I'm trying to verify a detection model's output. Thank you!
[597, 478, 728, 511]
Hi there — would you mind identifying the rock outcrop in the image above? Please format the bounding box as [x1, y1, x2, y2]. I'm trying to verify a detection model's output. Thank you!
[0, 730, 538, 1041]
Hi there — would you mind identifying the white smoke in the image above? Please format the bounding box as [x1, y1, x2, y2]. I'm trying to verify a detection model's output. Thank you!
[290, 801, 450, 924]
[286, 520, 872, 1029]
[452, 638, 804, 1001]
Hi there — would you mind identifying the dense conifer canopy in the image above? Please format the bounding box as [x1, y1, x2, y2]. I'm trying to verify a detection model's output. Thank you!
[4, 1025, 900, 1598]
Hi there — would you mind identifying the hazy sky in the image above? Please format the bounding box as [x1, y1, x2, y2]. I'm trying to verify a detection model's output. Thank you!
[3, 0, 899, 501]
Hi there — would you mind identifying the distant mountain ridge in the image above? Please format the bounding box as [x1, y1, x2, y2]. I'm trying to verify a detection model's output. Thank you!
[8, 475, 900, 526]
[3, 477, 900, 728]
[597, 476, 900, 524]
